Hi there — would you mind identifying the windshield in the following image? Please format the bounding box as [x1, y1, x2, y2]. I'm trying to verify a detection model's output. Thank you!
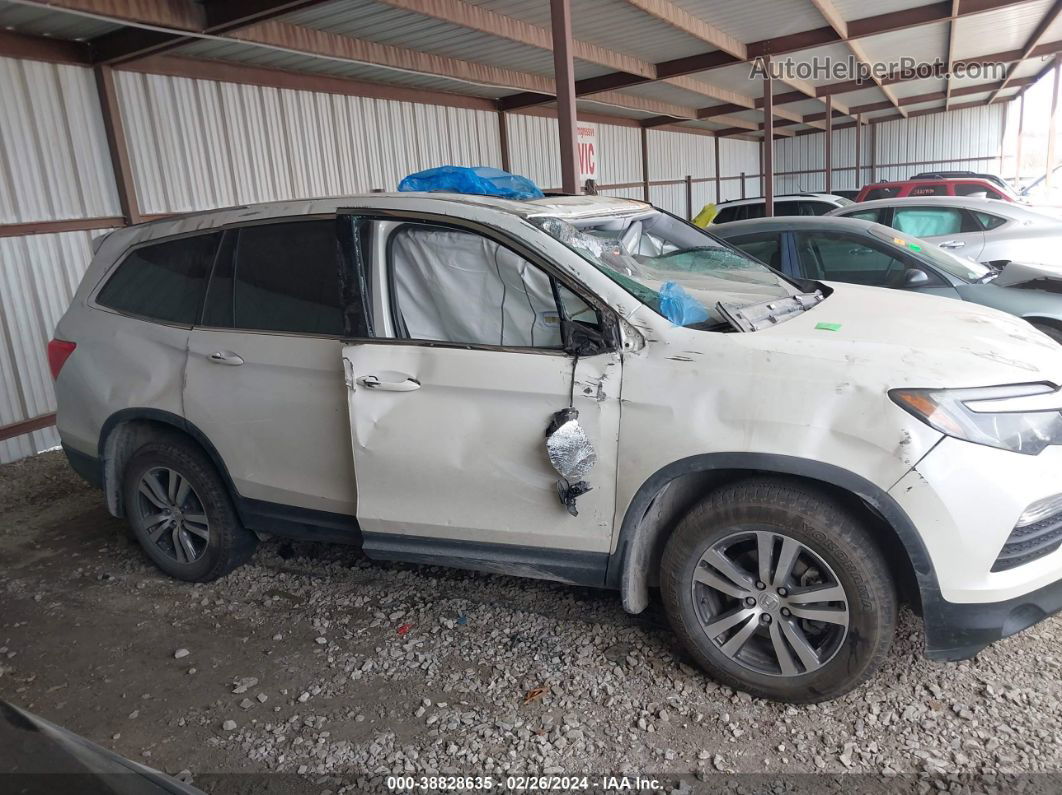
[532, 210, 802, 327]
[867, 226, 992, 282]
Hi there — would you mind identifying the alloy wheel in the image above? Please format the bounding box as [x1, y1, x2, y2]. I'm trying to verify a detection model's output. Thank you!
[691, 529, 849, 677]
[134, 467, 210, 565]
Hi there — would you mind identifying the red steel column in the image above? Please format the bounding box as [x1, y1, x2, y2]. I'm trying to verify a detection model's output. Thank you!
[550, 0, 579, 194]
[641, 125, 650, 202]
[94, 64, 141, 224]
[714, 134, 721, 202]
[763, 55, 774, 216]
[1015, 94, 1024, 184]
[824, 95, 833, 193]
[1048, 59, 1060, 193]
[854, 113, 862, 188]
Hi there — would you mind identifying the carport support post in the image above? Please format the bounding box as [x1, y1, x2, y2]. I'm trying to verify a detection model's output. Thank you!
[550, 0, 579, 195]
[762, 55, 774, 217]
[685, 175, 693, 219]
[854, 114, 862, 188]
[94, 64, 141, 225]
[1049, 59, 1060, 193]
[498, 110, 510, 173]
[713, 134, 721, 203]
[641, 126, 649, 202]
[824, 95, 832, 193]
[1015, 95, 1024, 185]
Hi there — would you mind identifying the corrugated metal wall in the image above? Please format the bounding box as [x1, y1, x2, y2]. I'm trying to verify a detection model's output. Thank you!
[116, 71, 504, 213]
[872, 104, 1006, 182]
[0, 52, 1007, 463]
[0, 56, 119, 462]
[774, 104, 1005, 193]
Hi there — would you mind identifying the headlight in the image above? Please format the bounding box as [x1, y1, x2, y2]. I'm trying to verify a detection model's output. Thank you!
[890, 383, 1062, 455]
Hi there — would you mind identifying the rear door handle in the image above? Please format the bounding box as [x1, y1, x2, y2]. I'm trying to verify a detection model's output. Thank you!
[356, 374, 421, 392]
[208, 351, 244, 366]
[938, 240, 965, 248]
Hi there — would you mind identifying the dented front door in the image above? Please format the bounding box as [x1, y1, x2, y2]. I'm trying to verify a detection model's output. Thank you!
[342, 343, 620, 581]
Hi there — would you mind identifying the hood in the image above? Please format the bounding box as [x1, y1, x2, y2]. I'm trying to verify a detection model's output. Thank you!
[993, 260, 1062, 287]
[740, 282, 1062, 389]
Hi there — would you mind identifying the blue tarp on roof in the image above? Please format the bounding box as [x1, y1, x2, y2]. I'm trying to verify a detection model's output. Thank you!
[398, 166, 544, 200]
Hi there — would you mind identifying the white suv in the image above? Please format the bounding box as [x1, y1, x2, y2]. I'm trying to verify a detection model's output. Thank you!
[50, 193, 1062, 702]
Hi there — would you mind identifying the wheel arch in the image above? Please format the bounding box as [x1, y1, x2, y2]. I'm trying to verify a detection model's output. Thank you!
[98, 408, 238, 519]
[606, 453, 939, 615]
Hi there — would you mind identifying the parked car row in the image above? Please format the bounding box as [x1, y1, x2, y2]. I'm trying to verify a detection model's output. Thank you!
[709, 175, 1062, 335]
[52, 183, 1062, 705]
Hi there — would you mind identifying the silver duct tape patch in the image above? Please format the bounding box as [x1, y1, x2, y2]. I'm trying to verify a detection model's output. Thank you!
[545, 408, 597, 482]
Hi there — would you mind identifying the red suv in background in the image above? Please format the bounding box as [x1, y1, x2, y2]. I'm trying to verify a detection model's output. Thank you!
[856, 178, 1016, 202]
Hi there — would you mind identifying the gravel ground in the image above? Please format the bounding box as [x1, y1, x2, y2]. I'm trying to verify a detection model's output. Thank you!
[2, 451, 1062, 793]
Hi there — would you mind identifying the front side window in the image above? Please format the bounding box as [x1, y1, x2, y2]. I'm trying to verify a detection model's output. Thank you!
[973, 211, 1007, 230]
[955, 182, 1003, 199]
[795, 231, 908, 287]
[533, 210, 801, 328]
[867, 226, 991, 282]
[203, 220, 345, 336]
[844, 208, 882, 223]
[725, 233, 783, 269]
[97, 233, 221, 324]
[386, 223, 596, 349]
[863, 187, 899, 200]
[892, 206, 975, 237]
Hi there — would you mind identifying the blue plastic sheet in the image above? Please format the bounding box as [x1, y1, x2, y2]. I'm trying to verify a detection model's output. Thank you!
[398, 166, 544, 200]
[658, 281, 710, 326]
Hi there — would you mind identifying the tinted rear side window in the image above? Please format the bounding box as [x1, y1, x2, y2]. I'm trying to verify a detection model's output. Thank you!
[715, 205, 740, 223]
[208, 220, 344, 336]
[863, 187, 899, 200]
[97, 233, 221, 324]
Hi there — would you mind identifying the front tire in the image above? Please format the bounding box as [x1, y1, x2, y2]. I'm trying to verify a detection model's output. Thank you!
[661, 478, 896, 703]
[121, 436, 256, 582]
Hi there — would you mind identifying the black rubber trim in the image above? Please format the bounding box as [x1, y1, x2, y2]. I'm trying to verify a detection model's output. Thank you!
[62, 443, 102, 489]
[97, 408, 359, 544]
[362, 532, 608, 587]
[607, 452, 939, 592]
[923, 575, 1062, 661]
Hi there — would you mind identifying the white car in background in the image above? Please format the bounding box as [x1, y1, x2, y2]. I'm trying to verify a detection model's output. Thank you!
[713, 193, 853, 223]
[829, 196, 1062, 268]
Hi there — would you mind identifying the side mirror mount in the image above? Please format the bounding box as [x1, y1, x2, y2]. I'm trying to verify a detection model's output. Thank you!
[562, 319, 611, 357]
[903, 268, 930, 287]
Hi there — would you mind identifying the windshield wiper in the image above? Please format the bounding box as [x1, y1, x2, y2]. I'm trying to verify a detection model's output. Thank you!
[716, 291, 824, 332]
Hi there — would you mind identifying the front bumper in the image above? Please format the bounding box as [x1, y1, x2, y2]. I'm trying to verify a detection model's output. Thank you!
[922, 574, 1062, 660]
[888, 437, 1062, 659]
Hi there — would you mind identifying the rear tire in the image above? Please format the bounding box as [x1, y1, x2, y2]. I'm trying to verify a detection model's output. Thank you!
[121, 436, 256, 582]
[660, 478, 896, 703]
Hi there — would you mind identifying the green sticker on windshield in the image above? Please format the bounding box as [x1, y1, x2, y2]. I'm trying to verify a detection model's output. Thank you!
[908, 243, 922, 251]
[815, 322, 842, 332]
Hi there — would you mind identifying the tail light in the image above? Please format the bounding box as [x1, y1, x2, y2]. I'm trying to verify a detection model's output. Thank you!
[47, 339, 76, 380]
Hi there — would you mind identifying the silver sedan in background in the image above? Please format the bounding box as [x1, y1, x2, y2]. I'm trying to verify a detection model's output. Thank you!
[827, 196, 1062, 268]
[711, 215, 1062, 343]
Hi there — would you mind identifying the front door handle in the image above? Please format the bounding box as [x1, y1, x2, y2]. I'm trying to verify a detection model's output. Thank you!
[356, 374, 421, 392]
[208, 351, 244, 366]
[938, 240, 965, 248]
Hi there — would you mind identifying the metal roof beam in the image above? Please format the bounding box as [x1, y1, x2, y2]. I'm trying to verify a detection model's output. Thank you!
[808, 0, 908, 117]
[0, 28, 91, 64]
[28, 0, 338, 64]
[988, 0, 1062, 101]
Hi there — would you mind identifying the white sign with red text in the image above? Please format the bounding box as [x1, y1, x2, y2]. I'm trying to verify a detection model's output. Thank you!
[577, 122, 598, 182]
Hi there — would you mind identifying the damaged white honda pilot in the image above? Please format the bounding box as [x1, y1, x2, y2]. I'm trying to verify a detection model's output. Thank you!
[51, 193, 1062, 702]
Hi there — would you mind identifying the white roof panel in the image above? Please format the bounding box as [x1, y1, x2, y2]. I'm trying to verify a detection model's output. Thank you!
[666, 0, 828, 42]
[951, 0, 1055, 61]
